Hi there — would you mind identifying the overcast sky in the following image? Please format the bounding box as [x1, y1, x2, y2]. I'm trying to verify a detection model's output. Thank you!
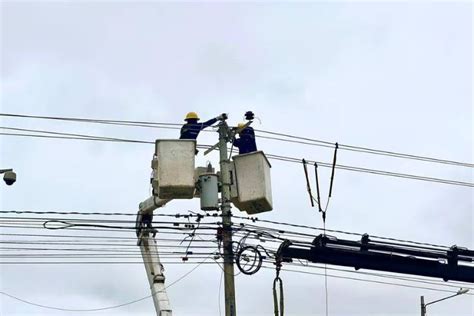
[0, 1, 472, 316]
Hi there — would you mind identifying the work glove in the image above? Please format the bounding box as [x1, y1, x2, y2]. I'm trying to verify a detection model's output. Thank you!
[216, 113, 228, 121]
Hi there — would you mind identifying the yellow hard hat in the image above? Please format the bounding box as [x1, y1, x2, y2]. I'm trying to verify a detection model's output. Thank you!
[237, 123, 246, 129]
[185, 112, 200, 121]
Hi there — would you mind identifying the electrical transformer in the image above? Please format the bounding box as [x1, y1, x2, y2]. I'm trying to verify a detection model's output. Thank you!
[199, 174, 219, 211]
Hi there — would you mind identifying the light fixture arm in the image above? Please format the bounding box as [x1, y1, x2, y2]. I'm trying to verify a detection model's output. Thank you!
[425, 288, 470, 307]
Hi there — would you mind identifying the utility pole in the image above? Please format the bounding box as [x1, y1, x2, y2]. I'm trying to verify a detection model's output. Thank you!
[420, 296, 426, 316]
[217, 121, 237, 316]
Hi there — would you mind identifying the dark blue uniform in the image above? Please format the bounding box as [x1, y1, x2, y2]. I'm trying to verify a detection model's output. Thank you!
[180, 118, 218, 140]
[233, 126, 257, 155]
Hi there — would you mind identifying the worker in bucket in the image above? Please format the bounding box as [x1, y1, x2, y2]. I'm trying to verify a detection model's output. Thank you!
[180, 112, 227, 140]
[233, 122, 257, 155]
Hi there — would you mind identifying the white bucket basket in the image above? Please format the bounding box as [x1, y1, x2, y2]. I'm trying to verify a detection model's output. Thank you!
[154, 140, 196, 199]
[230, 151, 273, 214]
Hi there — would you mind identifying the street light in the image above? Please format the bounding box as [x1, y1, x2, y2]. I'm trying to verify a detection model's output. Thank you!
[421, 288, 470, 315]
[0, 168, 16, 186]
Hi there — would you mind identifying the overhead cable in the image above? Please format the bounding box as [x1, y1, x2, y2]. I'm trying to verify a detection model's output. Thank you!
[1, 112, 472, 167]
[0, 255, 210, 312]
[1, 129, 472, 188]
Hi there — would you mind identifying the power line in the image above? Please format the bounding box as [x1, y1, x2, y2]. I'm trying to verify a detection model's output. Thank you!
[1, 112, 472, 168]
[0, 233, 180, 241]
[0, 255, 212, 312]
[0, 225, 219, 236]
[233, 217, 452, 249]
[0, 243, 210, 248]
[2, 241, 471, 292]
[0, 210, 137, 216]
[0, 232, 131, 238]
[2, 111, 474, 312]
[1, 128, 472, 188]
[0, 262, 218, 266]
[0, 126, 154, 144]
[2, 215, 472, 295]
[0, 210, 222, 218]
[0, 254, 216, 258]
[2, 261, 470, 304]
[2, 253, 470, 293]
[253, 129, 474, 168]
[0, 113, 181, 128]
[277, 260, 474, 291]
[0, 210, 457, 250]
[2, 127, 472, 188]
[0, 132, 153, 144]
[265, 153, 473, 187]
[0, 223, 456, 258]
[0, 217, 219, 226]
[259, 265, 474, 295]
[3, 214, 468, 267]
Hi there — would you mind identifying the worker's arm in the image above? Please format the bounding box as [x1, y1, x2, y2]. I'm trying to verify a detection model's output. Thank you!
[200, 113, 227, 129]
[200, 117, 218, 129]
[233, 137, 242, 149]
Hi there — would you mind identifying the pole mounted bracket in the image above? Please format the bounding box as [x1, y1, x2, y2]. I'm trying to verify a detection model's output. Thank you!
[360, 234, 370, 251]
[153, 274, 166, 283]
[312, 234, 332, 248]
[448, 246, 460, 266]
[276, 239, 293, 263]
